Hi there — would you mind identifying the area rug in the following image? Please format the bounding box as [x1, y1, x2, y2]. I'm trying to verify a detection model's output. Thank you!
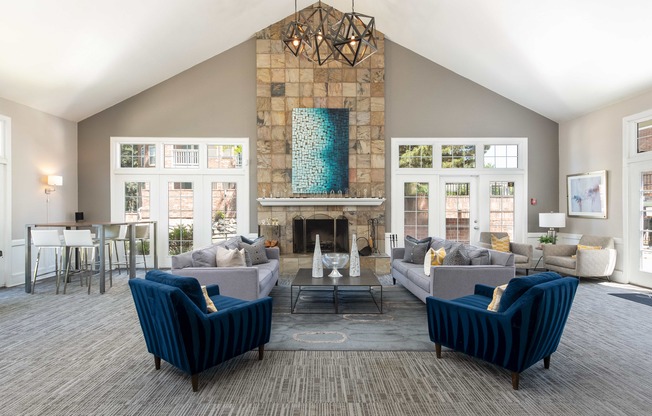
[267, 284, 432, 351]
[609, 292, 652, 307]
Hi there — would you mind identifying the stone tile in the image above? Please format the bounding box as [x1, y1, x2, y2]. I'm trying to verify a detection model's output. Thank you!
[271, 126, 286, 142]
[285, 68, 299, 82]
[371, 154, 385, 169]
[271, 97, 285, 112]
[357, 111, 371, 126]
[257, 153, 271, 169]
[257, 111, 270, 127]
[357, 97, 371, 111]
[299, 68, 314, 83]
[357, 68, 370, 83]
[257, 140, 271, 155]
[300, 83, 314, 97]
[257, 166, 271, 183]
[257, 126, 271, 140]
[370, 97, 385, 112]
[371, 139, 384, 154]
[371, 111, 384, 126]
[371, 82, 384, 97]
[343, 97, 356, 111]
[342, 82, 357, 97]
[257, 84, 271, 98]
[371, 69, 385, 83]
[271, 54, 285, 68]
[271, 83, 286, 97]
[256, 54, 271, 68]
[314, 68, 329, 83]
[271, 154, 286, 169]
[357, 83, 371, 97]
[271, 69, 285, 83]
[257, 69, 271, 83]
[313, 83, 328, 97]
[370, 53, 385, 69]
[271, 111, 286, 126]
[285, 83, 300, 97]
[257, 39, 272, 54]
[328, 96, 344, 107]
[271, 40, 285, 54]
[327, 82, 342, 96]
[328, 69, 343, 82]
[342, 67, 357, 82]
[357, 126, 371, 141]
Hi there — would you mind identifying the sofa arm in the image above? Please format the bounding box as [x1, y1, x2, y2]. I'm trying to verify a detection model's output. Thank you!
[205, 284, 220, 296]
[265, 247, 280, 260]
[576, 248, 617, 277]
[391, 247, 405, 262]
[474, 283, 497, 298]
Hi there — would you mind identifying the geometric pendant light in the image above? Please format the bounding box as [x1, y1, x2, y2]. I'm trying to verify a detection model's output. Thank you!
[331, 0, 378, 66]
[300, 0, 337, 65]
[282, 0, 312, 57]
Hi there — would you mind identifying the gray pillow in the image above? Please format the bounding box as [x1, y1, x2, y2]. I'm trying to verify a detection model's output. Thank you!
[430, 237, 460, 253]
[191, 245, 219, 267]
[443, 245, 471, 266]
[239, 237, 269, 266]
[171, 251, 194, 269]
[403, 236, 432, 264]
[465, 245, 491, 265]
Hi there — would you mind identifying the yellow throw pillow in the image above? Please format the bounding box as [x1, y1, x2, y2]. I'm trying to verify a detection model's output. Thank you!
[491, 234, 511, 253]
[423, 247, 446, 276]
[487, 284, 508, 312]
[571, 244, 602, 258]
[201, 286, 218, 313]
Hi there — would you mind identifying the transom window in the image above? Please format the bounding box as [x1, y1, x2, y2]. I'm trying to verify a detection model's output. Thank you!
[398, 145, 433, 168]
[164, 144, 199, 168]
[484, 145, 518, 168]
[208, 144, 243, 169]
[120, 144, 156, 168]
[442, 145, 476, 168]
[638, 120, 652, 153]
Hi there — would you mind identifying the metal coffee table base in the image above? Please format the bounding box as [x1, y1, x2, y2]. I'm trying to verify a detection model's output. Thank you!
[290, 268, 383, 314]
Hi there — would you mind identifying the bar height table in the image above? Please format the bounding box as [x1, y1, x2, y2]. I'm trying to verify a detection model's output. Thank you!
[25, 221, 158, 294]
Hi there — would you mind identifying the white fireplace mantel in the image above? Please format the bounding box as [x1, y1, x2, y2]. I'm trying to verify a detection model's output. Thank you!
[257, 197, 385, 207]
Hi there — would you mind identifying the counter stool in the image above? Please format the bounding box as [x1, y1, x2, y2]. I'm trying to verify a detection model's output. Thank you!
[63, 230, 102, 294]
[30, 230, 64, 294]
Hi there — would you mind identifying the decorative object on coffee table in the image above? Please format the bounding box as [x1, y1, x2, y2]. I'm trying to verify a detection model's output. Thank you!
[312, 234, 323, 278]
[322, 253, 349, 278]
[349, 233, 360, 277]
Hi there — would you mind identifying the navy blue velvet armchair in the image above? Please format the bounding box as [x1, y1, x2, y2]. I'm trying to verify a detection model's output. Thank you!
[427, 272, 578, 389]
[129, 270, 273, 391]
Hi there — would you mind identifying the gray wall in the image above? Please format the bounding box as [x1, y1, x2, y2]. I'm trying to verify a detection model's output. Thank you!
[1, 97, 78, 240]
[77, 39, 257, 224]
[77, 38, 558, 235]
[384, 42, 559, 232]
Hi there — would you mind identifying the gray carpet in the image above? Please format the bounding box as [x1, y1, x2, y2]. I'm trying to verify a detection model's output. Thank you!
[1, 273, 652, 415]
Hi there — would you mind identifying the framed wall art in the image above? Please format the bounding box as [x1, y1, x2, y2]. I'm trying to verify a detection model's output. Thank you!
[567, 170, 607, 218]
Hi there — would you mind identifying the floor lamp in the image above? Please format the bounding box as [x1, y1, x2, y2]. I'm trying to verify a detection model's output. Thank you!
[539, 212, 566, 244]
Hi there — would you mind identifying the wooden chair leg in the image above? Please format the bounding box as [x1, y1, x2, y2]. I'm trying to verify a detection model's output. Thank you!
[435, 343, 442, 358]
[154, 356, 161, 370]
[511, 372, 520, 390]
[259, 344, 265, 360]
[191, 374, 199, 392]
[544, 355, 551, 369]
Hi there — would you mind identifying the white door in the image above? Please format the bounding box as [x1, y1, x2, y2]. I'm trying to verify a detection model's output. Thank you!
[439, 176, 479, 244]
[0, 163, 6, 286]
[627, 161, 652, 287]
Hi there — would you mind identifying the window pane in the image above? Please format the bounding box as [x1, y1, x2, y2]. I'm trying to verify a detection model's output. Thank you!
[211, 182, 238, 243]
[168, 181, 194, 255]
[484, 145, 518, 169]
[120, 144, 156, 168]
[489, 181, 515, 238]
[445, 183, 470, 243]
[404, 182, 429, 239]
[208, 145, 243, 169]
[442, 145, 475, 169]
[398, 145, 433, 168]
[124, 182, 150, 221]
[164, 144, 199, 168]
[637, 120, 652, 153]
[641, 172, 652, 272]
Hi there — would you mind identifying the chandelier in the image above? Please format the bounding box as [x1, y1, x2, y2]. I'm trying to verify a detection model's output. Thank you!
[282, 0, 377, 67]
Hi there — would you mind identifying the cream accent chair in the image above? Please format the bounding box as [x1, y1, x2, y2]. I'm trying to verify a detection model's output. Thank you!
[542, 235, 616, 279]
[477, 232, 533, 274]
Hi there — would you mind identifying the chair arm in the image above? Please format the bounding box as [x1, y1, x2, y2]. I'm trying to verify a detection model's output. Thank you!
[474, 284, 497, 298]
[542, 244, 577, 257]
[576, 248, 617, 277]
[509, 242, 533, 259]
[205, 284, 220, 297]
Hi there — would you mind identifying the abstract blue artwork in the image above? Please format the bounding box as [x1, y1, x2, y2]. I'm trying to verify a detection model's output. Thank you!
[292, 108, 349, 194]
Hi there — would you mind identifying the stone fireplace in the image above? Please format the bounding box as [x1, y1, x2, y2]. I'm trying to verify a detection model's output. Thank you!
[254, 3, 388, 274]
[293, 216, 349, 254]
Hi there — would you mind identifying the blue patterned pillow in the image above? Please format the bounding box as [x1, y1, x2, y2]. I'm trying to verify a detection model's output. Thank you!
[497, 272, 562, 313]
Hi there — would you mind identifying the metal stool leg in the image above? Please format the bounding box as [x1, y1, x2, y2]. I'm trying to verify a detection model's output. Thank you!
[31, 248, 42, 294]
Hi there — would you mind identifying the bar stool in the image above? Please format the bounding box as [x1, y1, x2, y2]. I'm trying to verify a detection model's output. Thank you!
[62, 230, 101, 294]
[114, 224, 149, 271]
[30, 230, 64, 294]
[103, 225, 123, 277]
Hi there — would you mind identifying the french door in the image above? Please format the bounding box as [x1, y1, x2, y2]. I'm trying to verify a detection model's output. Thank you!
[112, 174, 248, 268]
[626, 162, 652, 287]
[393, 175, 524, 246]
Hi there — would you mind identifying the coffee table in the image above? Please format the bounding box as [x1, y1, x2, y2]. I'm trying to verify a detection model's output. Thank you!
[291, 268, 383, 314]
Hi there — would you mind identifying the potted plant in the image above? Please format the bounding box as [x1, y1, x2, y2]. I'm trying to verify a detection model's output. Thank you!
[538, 235, 556, 245]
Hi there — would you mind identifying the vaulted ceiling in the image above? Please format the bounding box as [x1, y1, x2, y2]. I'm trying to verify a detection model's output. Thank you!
[1, 0, 651, 123]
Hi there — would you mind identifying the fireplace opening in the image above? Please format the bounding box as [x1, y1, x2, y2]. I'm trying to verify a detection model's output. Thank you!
[293, 215, 349, 253]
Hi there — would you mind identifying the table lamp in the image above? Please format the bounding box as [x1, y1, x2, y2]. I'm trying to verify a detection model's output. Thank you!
[539, 212, 566, 244]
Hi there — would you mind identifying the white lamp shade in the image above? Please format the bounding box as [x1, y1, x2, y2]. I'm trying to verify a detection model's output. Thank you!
[539, 212, 566, 228]
[47, 175, 63, 186]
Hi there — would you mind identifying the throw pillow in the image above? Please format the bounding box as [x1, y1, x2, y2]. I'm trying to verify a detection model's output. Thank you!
[487, 284, 508, 312]
[239, 238, 269, 266]
[442, 245, 470, 266]
[215, 246, 246, 267]
[171, 251, 194, 269]
[201, 286, 218, 313]
[191, 245, 219, 267]
[423, 247, 446, 276]
[497, 272, 561, 313]
[465, 245, 491, 265]
[403, 236, 432, 264]
[491, 234, 511, 252]
[571, 244, 602, 258]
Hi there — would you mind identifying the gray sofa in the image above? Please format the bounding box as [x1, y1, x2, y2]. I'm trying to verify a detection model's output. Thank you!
[170, 239, 279, 300]
[391, 237, 515, 303]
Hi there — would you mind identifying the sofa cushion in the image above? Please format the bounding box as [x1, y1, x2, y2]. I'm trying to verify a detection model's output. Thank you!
[403, 236, 432, 264]
[443, 245, 470, 266]
[497, 272, 561, 313]
[191, 244, 219, 267]
[545, 255, 576, 269]
[430, 237, 460, 252]
[406, 268, 431, 293]
[392, 258, 414, 276]
[146, 270, 207, 313]
[215, 246, 246, 267]
[239, 237, 269, 266]
[513, 253, 529, 265]
[465, 245, 491, 265]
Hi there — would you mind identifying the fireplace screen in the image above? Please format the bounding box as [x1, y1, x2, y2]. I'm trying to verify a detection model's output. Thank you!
[293, 216, 349, 253]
